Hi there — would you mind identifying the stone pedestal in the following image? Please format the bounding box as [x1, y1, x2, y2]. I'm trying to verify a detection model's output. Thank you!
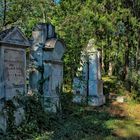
[88, 80, 105, 106]
[87, 51, 105, 106]
[88, 95, 106, 106]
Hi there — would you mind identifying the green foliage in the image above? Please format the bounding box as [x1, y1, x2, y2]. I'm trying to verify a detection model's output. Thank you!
[127, 70, 140, 102]
[0, 93, 49, 140]
[5, 100, 17, 132]
[0, 86, 140, 140]
[50, 0, 140, 90]
[0, 0, 140, 139]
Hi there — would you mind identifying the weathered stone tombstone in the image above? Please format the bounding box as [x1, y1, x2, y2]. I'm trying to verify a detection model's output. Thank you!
[0, 27, 30, 131]
[30, 23, 65, 112]
[73, 39, 105, 106]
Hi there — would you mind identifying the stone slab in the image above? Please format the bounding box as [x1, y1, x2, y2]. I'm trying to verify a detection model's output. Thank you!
[88, 54, 98, 80]
[88, 95, 105, 106]
[88, 80, 103, 96]
[52, 41, 65, 60]
[3, 47, 26, 100]
[73, 77, 87, 103]
[29, 69, 41, 92]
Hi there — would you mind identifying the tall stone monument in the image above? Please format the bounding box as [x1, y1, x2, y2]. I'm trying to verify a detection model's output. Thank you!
[30, 23, 65, 112]
[73, 39, 105, 106]
[0, 27, 30, 131]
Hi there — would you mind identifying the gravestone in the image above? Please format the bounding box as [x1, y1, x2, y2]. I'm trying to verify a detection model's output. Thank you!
[0, 27, 30, 131]
[73, 51, 88, 103]
[30, 23, 65, 112]
[73, 39, 105, 106]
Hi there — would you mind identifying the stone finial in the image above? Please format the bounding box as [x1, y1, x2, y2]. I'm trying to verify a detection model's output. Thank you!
[86, 38, 96, 53]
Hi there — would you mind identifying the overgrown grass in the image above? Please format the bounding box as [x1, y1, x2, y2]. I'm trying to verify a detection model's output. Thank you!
[1, 76, 140, 140]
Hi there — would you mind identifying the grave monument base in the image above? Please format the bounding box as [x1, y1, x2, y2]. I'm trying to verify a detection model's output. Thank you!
[88, 95, 105, 106]
[73, 94, 86, 104]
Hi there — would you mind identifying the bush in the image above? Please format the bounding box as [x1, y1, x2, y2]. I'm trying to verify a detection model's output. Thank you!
[127, 69, 140, 102]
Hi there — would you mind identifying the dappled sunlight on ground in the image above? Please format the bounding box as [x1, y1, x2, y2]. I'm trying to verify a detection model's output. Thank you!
[105, 101, 140, 139]
[33, 101, 140, 140]
[7, 76, 139, 140]
[102, 76, 140, 139]
[33, 76, 140, 140]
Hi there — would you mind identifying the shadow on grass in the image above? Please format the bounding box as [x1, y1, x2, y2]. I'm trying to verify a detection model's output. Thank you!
[44, 103, 131, 140]
[3, 100, 139, 140]
[2, 76, 140, 140]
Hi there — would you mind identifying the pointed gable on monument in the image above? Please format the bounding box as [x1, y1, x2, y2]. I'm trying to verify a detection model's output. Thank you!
[0, 27, 30, 47]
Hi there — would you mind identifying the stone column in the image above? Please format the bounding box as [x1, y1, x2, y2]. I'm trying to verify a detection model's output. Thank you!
[87, 50, 105, 106]
[73, 51, 88, 104]
[97, 50, 102, 80]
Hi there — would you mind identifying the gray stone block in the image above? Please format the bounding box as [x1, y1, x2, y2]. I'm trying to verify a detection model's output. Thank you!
[0, 27, 30, 132]
[88, 95, 105, 106]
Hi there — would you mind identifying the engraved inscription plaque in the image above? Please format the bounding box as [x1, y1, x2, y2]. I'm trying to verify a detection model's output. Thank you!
[4, 48, 26, 100]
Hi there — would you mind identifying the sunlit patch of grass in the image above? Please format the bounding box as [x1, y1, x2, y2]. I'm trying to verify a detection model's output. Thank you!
[2, 75, 140, 140]
[81, 135, 118, 140]
[34, 132, 52, 140]
[105, 117, 140, 138]
[115, 120, 140, 138]
[102, 75, 117, 83]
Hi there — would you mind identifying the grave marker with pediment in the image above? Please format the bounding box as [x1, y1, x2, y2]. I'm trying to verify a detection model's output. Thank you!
[0, 27, 30, 131]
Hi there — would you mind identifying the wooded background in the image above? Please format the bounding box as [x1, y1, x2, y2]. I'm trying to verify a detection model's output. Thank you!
[0, 0, 140, 100]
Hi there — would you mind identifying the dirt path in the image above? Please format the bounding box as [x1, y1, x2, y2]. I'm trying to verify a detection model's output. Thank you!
[108, 101, 140, 120]
[108, 101, 140, 139]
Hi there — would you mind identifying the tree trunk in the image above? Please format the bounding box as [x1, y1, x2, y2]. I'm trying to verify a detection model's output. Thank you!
[108, 61, 113, 76]
[3, 0, 7, 29]
[136, 30, 140, 70]
[124, 38, 130, 80]
[101, 46, 105, 72]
